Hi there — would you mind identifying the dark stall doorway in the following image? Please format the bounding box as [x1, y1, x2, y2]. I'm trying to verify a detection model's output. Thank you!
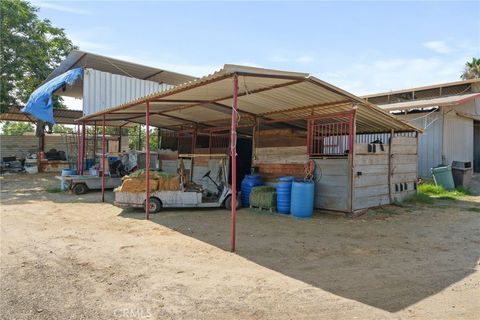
[229, 137, 252, 189]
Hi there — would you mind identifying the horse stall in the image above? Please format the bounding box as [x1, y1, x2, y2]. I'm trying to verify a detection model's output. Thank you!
[253, 111, 419, 213]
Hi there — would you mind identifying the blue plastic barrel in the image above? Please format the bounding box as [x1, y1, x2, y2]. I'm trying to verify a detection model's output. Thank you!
[85, 159, 94, 170]
[276, 176, 295, 214]
[241, 175, 263, 207]
[60, 169, 76, 191]
[291, 180, 315, 218]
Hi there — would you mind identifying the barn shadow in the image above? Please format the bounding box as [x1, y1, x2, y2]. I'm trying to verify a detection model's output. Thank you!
[119, 201, 480, 313]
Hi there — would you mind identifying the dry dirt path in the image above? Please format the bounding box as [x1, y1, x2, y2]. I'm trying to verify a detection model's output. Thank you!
[1, 173, 479, 319]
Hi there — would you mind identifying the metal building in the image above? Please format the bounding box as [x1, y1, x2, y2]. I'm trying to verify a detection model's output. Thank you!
[363, 79, 480, 177]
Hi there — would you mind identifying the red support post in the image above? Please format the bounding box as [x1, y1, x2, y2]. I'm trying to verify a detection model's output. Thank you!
[145, 101, 150, 220]
[93, 122, 97, 164]
[81, 122, 86, 175]
[230, 75, 239, 252]
[102, 114, 106, 202]
[76, 124, 80, 174]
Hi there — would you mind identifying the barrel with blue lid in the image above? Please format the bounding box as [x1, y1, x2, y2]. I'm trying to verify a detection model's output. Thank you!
[276, 176, 295, 214]
[291, 180, 315, 218]
[241, 175, 263, 207]
[60, 168, 77, 191]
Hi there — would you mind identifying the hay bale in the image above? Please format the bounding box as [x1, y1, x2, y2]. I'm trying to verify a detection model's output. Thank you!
[158, 175, 180, 191]
[118, 178, 158, 193]
[249, 186, 276, 209]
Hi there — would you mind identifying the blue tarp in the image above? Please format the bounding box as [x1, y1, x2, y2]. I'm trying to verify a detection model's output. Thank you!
[21, 68, 83, 124]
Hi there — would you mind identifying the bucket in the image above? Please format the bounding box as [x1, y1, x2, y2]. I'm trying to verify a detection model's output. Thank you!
[60, 169, 76, 191]
[291, 180, 315, 218]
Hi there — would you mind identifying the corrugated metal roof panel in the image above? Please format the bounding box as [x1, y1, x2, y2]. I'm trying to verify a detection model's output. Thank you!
[45, 50, 196, 85]
[78, 64, 420, 133]
[378, 93, 480, 111]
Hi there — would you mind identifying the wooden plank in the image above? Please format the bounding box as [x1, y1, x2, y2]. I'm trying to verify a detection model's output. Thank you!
[354, 174, 388, 187]
[315, 159, 349, 176]
[391, 145, 417, 155]
[391, 173, 418, 183]
[353, 195, 390, 210]
[254, 146, 307, 164]
[391, 137, 417, 145]
[391, 154, 418, 165]
[391, 190, 416, 203]
[315, 194, 349, 211]
[354, 185, 389, 198]
[355, 155, 389, 165]
[355, 144, 389, 155]
[354, 164, 388, 175]
[391, 163, 417, 174]
[316, 175, 349, 187]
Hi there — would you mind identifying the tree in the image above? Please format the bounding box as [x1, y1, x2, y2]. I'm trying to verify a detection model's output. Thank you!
[0, 0, 77, 112]
[1, 121, 34, 135]
[461, 57, 480, 80]
[52, 124, 73, 133]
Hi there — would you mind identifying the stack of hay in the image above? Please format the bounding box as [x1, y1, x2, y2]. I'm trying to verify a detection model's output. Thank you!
[114, 170, 181, 193]
[249, 186, 276, 210]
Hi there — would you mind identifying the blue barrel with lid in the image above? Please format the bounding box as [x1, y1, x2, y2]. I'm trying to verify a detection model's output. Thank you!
[241, 175, 263, 207]
[291, 180, 315, 218]
[60, 168, 77, 191]
[276, 176, 294, 214]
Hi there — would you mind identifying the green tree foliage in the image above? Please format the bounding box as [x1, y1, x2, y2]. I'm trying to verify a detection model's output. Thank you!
[1, 121, 34, 135]
[0, 0, 77, 112]
[461, 57, 480, 80]
[52, 124, 73, 133]
[128, 125, 159, 151]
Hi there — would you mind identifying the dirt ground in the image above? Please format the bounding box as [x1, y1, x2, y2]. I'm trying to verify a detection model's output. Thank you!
[1, 173, 479, 320]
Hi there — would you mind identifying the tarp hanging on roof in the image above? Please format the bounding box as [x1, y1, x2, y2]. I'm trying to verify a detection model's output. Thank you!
[21, 68, 83, 124]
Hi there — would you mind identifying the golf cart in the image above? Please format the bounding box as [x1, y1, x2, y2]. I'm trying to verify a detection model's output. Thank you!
[114, 155, 240, 213]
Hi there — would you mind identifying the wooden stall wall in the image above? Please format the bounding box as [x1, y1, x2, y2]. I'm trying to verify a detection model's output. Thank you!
[389, 136, 418, 202]
[353, 143, 390, 210]
[314, 158, 350, 212]
[253, 128, 351, 212]
[352, 136, 419, 210]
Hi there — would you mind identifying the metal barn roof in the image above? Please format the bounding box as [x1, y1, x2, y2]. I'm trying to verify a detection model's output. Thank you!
[78, 64, 421, 134]
[378, 93, 480, 111]
[1, 106, 134, 127]
[45, 50, 196, 92]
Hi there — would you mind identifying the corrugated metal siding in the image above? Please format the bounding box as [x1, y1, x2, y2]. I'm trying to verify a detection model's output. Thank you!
[83, 68, 171, 116]
[404, 112, 443, 178]
[442, 105, 474, 165]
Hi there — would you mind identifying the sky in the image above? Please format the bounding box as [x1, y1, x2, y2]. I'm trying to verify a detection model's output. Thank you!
[31, 0, 480, 110]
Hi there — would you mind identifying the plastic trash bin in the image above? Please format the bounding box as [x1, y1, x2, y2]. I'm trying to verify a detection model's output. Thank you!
[431, 165, 455, 190]
[451, 161, 473, 187]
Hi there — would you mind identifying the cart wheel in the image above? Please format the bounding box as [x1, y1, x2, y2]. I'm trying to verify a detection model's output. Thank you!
[224, 195, 241, 210]
[72, 183, 88, 195]
[143, 197, 162, 214]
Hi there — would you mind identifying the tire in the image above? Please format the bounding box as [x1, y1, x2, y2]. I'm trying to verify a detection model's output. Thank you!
[72, 183, 88, 195]
[224, 195, 241, 210]
[143, 197, 162, 214]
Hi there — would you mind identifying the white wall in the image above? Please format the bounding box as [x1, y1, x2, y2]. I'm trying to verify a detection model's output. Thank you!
[83, 68, 171, 116]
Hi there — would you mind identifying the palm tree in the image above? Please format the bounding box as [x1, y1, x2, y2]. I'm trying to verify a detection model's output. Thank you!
[461, 57, 480, 80]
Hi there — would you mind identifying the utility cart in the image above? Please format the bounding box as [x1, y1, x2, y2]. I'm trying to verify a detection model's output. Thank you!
[114, 155, 240, 213]
[55, 175, 122, 194]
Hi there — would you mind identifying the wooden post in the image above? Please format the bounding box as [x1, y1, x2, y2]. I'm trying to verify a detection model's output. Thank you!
[230, 74, 239, 252]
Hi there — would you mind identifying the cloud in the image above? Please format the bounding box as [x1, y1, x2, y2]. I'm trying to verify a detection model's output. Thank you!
[422, 41, 451, 54]
[32, 1, 91, 15]
[320, 56, 467, 96]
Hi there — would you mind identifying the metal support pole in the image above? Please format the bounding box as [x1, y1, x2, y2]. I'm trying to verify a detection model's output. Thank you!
[102, 114, 106, 202]
[76, 124, 80, 174]
[93, 122, 97, 164]
[81, 122, 86, 175]
[157, 128, 161, 150]
[138, 124, 142, 150]
[118, 126, 122, 153]
[230, 75, 239, 252]
[145, 101, 150, 220]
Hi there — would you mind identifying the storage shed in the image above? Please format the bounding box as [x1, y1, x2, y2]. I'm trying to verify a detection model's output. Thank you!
[76, 64, 421, 215]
